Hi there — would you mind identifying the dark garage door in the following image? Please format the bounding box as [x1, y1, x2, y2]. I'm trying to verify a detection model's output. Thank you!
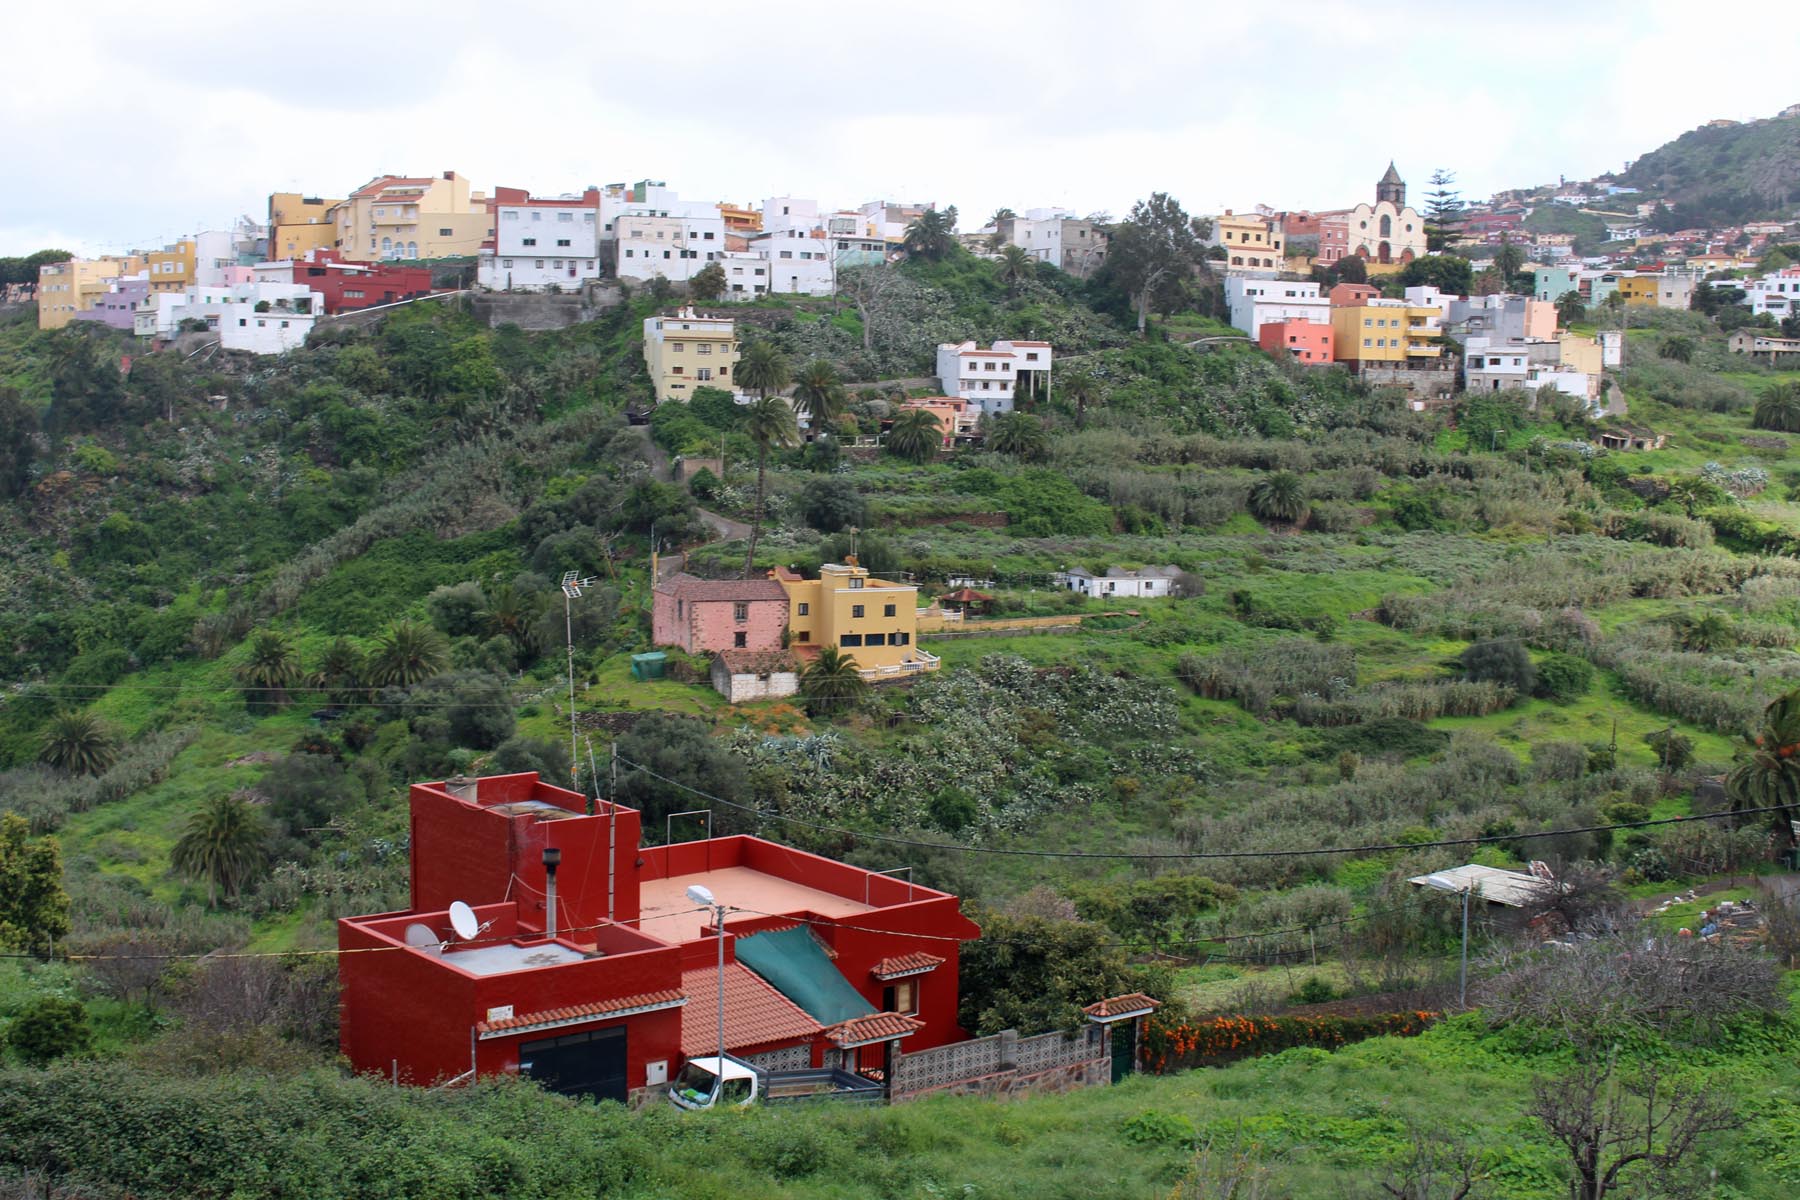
[519, 1026, 627, 1102]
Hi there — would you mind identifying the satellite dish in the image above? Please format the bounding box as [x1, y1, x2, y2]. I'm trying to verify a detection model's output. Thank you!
[448, 901, 480, 941]
[404, 923, 443, 955]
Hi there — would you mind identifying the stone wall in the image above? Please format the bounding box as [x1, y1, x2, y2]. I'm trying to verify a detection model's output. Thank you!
[892, 1057, 1111, 1103]
[469, 286, 624, 331]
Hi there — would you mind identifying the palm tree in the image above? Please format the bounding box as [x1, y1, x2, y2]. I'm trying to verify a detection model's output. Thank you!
[1752, 382, 1800, 433]
[39, 711, 118, 776]
[1660, 335, 1696, 363]
[989, 207, 1016, 227]
[1060, 369, 1102, 429]
[171, 794, 268, 908]
[367, 620, 450, 688]
[886, 407, 941, 463]
[988, 412, 1049, 461]
[237, 630, 301, 709]
[902, 207, 959, 262]
[736, 351, 799, 576]
[792, 359, 846, 437]
[1677, 612, 1735, 653]
[801, 646, 869, 716]
[996, 245, 1035, 293]
[482, 583, 544, 654]
[309, 637, 365, 706]
[1555, 291, 1586, 327]
[1247, 471, 1308, 524]
[1726, 688, 1800, 848]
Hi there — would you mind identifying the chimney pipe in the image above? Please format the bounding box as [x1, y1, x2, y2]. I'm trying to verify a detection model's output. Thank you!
[542, 847, 561, 939]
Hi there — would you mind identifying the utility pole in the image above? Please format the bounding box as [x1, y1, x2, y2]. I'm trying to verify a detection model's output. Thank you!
[560, 572, 601, 793]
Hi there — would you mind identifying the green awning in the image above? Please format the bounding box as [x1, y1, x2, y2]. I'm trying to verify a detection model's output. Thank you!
[733, 926, 875, 1026]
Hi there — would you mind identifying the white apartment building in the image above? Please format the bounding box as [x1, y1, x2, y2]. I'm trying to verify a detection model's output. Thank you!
[478, 189, 601, 291]
[1001, 208, 1109, 278]
[1463, 343, 1531, 393]
[595, 182, 727, 282]
[1742, 267, 1800, 319]
[935, 340, 1053, 415]
[1224, 276, 1328, 338]
[761, 196, 822, 234]
[150, 281, 323, 354]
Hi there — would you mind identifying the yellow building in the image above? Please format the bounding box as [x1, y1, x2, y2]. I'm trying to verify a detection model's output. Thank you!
[145, 240, 196, 294]
[1617, 275, 1660, 307]
[333, 172, 491, 261]
[268, 192, 343, 261]
[1209, 211, 1284, 270]
[775, 561, 939, 679]
[1558, 333, 1603, 376]
[36, 256, 140, 329]
[642, 306, 740, 403]
[1330, 303, 1441, 363]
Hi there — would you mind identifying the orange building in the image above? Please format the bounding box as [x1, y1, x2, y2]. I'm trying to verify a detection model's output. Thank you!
[1258, 319, 1334, 364]
[898, 396, 980, 446]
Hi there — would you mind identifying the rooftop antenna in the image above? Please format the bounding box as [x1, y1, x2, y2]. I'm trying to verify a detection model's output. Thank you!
[447, 900, 492, 943]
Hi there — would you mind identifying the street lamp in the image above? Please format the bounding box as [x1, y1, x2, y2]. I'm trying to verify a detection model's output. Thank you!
[686, 884, 727, 1078]
[560, 572, 602, 794]
[1423, 872, 1473, 1008]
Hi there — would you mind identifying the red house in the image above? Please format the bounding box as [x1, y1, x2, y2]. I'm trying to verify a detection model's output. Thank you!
[1258, 318, 1334, 364]
[338, 772, 980, 1103]
[259, 250, 436, 314]
[650, 573, 789, 654]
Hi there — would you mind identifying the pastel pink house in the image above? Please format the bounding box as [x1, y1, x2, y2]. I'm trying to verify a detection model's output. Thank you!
[651, 573, 789, 653]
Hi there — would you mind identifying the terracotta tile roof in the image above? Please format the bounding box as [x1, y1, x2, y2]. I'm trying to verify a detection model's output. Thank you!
[823, 1012, 923, 1047]
[1082, 993, 1162, 1021]
[716, 649, 797, 674]
[680, 963, 822, 1056]
[871, 952, 946, 980]
[476, 989, 685, 1036]
[656, 572, 788, 603]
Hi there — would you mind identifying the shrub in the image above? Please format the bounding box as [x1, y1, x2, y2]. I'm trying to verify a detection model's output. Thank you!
[1642, 728, 1694, 772]
[1143, 1010, 1436, 1072]
[7, 996, 93, 1066]
[1308, 718, 1450, 761]
[1534, 652, 1595, 702]
[1461, 638, 1536, 696]
[797, 476, 868, 533]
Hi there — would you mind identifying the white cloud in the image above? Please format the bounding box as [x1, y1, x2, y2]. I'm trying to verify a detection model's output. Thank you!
[3, 0, 1796, 255]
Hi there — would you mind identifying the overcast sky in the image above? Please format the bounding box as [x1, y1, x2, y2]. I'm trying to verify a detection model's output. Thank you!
[5, 0, 1796, 256]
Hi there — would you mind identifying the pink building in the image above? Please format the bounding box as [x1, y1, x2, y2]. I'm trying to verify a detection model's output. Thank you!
[1329, 282, 1382, 307]
[1258, 319, 1334, 364]
[652, 573, 789, 654]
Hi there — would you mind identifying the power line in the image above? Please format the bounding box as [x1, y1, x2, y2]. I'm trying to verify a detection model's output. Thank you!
[615, 754, 1791, 863]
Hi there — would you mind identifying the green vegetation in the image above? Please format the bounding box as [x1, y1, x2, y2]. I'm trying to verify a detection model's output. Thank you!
[5, 208, 1800, 1195]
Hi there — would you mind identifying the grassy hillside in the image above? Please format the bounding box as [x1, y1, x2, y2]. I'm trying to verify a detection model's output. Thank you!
[7, 243, 1800, 1195]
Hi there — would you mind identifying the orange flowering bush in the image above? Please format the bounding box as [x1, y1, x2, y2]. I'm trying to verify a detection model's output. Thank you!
[1141, 1010, 1438, 1074]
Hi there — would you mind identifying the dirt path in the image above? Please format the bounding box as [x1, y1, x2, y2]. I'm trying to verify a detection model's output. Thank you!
[635, 427, 751, 578]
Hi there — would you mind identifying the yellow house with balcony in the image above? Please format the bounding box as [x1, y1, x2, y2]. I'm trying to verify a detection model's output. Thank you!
[334, 172, 491, 261]
[643, 306, 740, 403]
[268, 192, 343, 261]
[774, 561, 939, 680]
[1330, 303, 1441, 363]
[1209, 211, 1284, 270]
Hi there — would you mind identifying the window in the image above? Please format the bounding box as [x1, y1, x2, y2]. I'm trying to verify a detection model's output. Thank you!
[503, 212, 519, 222]
[883, 604, 896, 617]
[523, 238, 537, 246]
[851, 604, 865, 618]
[556, 239, 570, 247]
[865, 633, 887, 646]
[733, 631, 747, 648]
[558, 212, 572, 223]
[502, 259, 513, 269]
[849, 578, 864, 589]
[882, 980, 918, 1015]
[840, 634, 863, 647]
[438, 227, 452, 237]
[733, 602, 748, 621]
[795, 630, 809, 642]
[894, 632, 910, 645]
[535, 260, 544, 269]
[797, 603, 809, 616]
[530, 212, 542, 222]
